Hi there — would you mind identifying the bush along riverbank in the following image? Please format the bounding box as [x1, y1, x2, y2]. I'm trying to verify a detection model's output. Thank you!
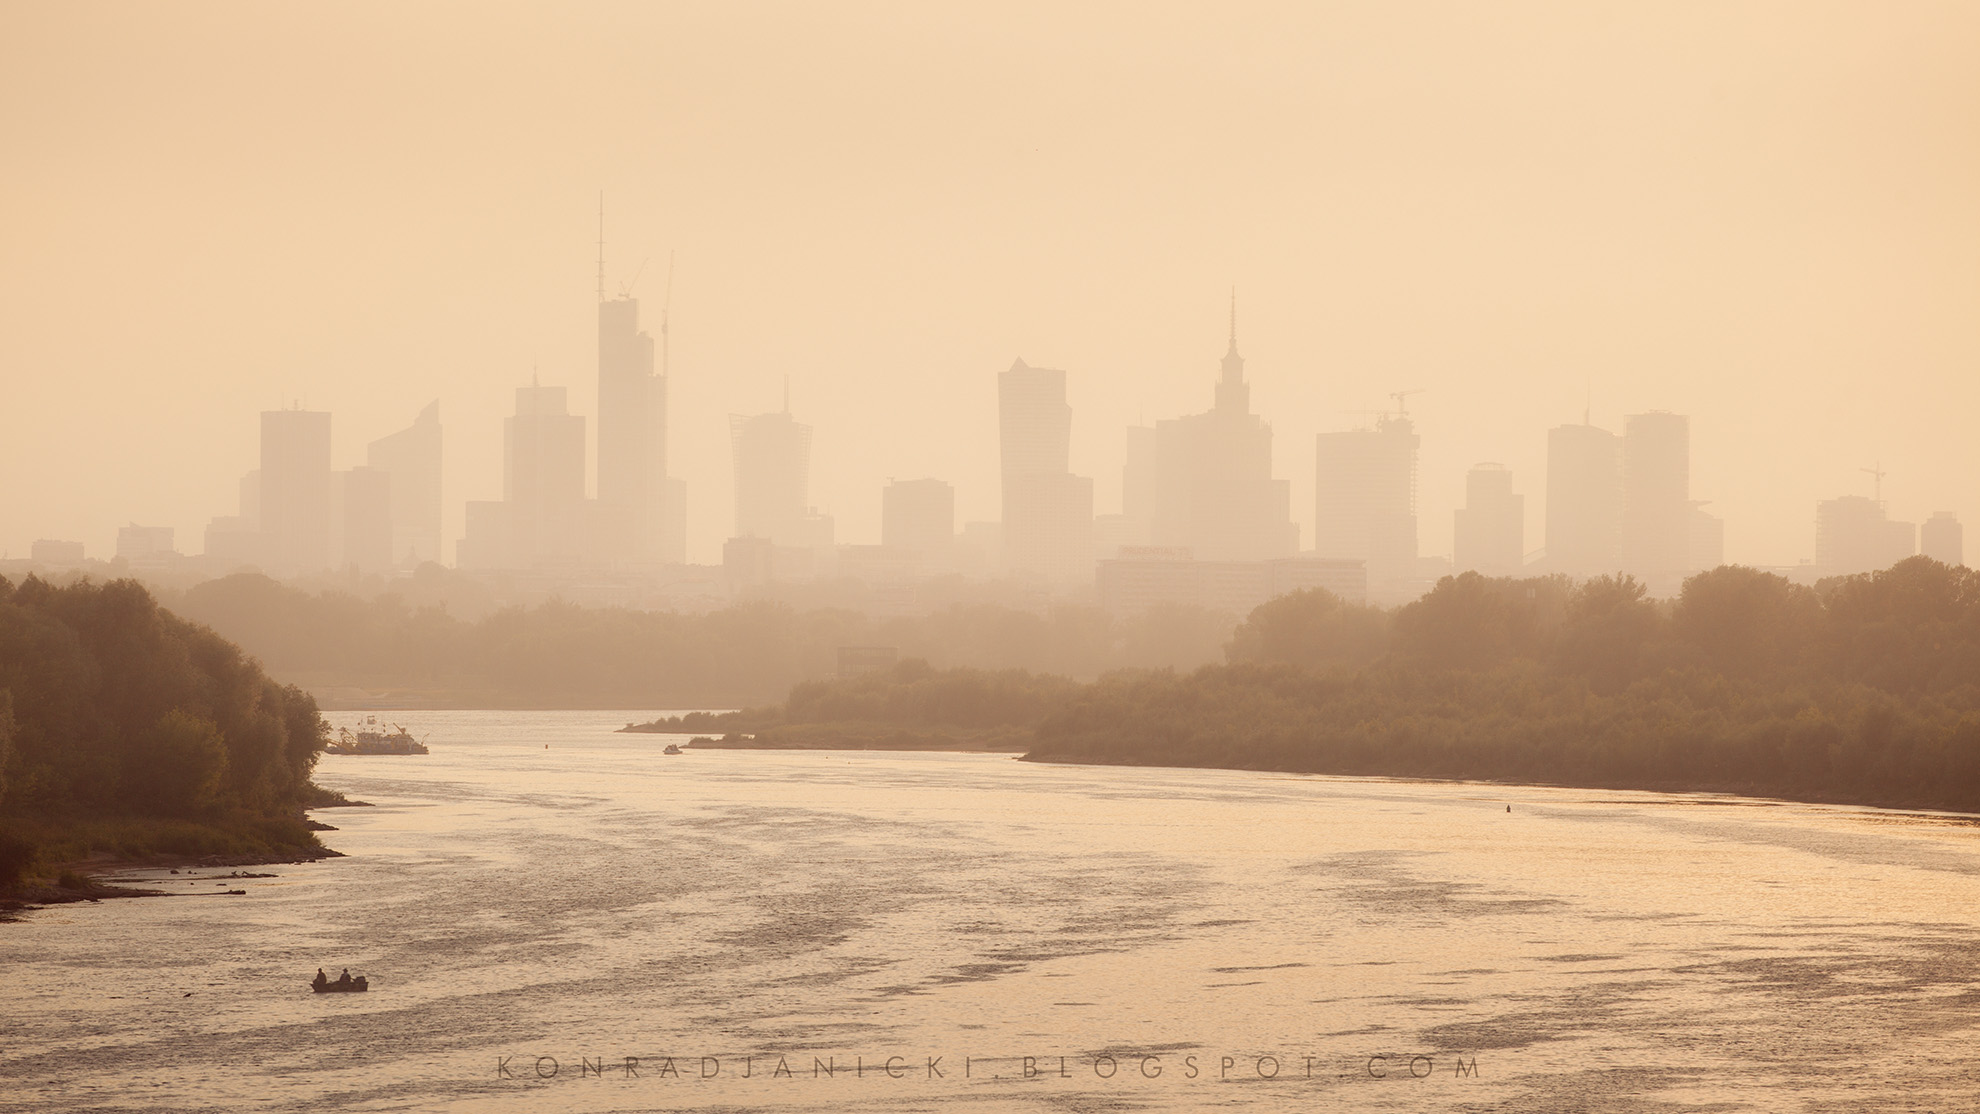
[0, 575, 343, 916]
[1026, 560, 1980, 813]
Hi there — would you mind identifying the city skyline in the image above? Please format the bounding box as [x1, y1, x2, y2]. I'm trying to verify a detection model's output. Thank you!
[3, 4, 1976, 572]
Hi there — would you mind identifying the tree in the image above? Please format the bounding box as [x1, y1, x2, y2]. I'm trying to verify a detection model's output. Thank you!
[1671, 566, 1820, 680]
[121, 710, 229, 816]
[1393, 573, 1513, 671]
[1556, 574, 1660, 692]
[1227, 589, 1389, 667]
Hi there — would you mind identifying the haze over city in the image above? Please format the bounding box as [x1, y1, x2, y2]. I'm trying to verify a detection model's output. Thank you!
[4, 2, 1976, 575]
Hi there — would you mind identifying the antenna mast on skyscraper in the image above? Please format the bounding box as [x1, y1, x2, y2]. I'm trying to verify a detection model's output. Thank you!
[596, 193, 605, 303]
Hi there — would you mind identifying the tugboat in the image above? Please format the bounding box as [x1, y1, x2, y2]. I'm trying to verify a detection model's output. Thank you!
[311, 968, 369, 993]
[662, 743, 684, 755]
[326, 717, 429, 756]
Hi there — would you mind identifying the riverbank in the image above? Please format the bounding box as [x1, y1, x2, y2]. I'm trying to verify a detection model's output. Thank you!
[0, 849, 338, 922]
[0, 796, 368, 923]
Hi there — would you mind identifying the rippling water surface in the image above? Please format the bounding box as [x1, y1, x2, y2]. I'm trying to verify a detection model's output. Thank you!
[7, 710, 1980, 1112]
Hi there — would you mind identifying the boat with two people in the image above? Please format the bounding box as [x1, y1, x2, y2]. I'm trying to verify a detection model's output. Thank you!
[311, 968, 368, 993]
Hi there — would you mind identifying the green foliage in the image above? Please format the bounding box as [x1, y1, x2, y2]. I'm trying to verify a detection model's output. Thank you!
[122, 710, 229, 816]
[1226, 588, 1389, 667]
[1027, 559, 1980, 813]
[0, 829, 33, 889]
[0, 575, 329, 886]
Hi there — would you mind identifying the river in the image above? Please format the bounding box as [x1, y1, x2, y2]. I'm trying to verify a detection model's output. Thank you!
[5, 709, 1979, 1112]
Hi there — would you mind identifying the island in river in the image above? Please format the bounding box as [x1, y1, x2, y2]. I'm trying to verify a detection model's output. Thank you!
[623, 561, 1980, 817]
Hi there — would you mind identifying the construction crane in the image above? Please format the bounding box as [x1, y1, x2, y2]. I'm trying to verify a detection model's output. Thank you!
[1390, 388, 1425, 416]
[1862, 462, 1886, 503]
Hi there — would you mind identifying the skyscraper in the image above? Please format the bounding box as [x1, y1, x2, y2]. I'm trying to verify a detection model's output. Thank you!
[1315, 414, 1418, 597]
[999, 359, 1093, 582]
[1150, 302, 1297, 561]
[1816, 495, 1915, 575]
[1689, 503, 1725, 574]
[730, 408, 814, 547]
[1544, 419, 1623, 573]
[1621, 412, 1691, 591]
[365, 400, 442, 566]
[259, 408, 332, 575]
[1922, 512, 1964, 567]
[460, 383, 587, 570]
[1453, 463, 1523, 576]
[1544, 422, 1621, 577]
[595, 215, 686, 565]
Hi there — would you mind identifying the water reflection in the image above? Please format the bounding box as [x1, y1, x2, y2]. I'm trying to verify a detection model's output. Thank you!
[5, 709, 1978, 1111]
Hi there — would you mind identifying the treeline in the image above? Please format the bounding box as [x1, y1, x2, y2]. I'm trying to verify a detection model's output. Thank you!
[164, 573, 1235, 707]
[0, 576, 332, 892]
[1030, 558, 1980, 812]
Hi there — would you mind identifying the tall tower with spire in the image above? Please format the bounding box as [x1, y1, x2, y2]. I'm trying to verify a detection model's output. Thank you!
[1215, 288, 1248, 413]
[593, 201, 686, 565]
[1148, 293, 1296, 561]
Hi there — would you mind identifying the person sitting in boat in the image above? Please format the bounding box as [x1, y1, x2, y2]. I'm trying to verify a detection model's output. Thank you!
[337, 968, 351, 985]
[313, 969, 328, 989]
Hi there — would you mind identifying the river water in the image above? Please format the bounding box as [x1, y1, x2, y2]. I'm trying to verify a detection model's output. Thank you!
[5, 710, 1980, 1113]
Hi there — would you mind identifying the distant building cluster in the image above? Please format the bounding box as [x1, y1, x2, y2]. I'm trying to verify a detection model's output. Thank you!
[197, 401, 441, 578]
[26, 256, 1965, 611]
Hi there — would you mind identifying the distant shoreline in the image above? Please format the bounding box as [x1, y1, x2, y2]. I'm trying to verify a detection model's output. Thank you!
[1013, 750, 1980, 819]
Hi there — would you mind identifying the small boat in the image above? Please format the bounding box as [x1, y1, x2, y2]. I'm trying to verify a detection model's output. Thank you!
[662, 743, 683, 755]
[327, 717, 429, 756]
[312, 973, 369, 993]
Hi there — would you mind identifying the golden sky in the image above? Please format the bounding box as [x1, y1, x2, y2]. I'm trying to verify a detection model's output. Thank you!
[3, 2, 1976, 568]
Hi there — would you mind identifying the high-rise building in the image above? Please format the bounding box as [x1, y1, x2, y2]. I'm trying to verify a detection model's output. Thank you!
[1688, 504, 1725, 575]
[1815, 495, 1915, 575]
[461, 383, 586, 570]
[1922, 511, 1964, 566]
[259, 408, 333, 575]
[1094, 425, 1156, 559]
[30, 539, 84, 565]
[1544, 422, 1621, 577]
[595, 226, 686, 566]
[881, 478, 955, 562]
[730, 409, 814, 547]
[506, 384, 587, 567]
[999, 359, 1093, 582]
[1150, 304, 1297, 561]
[337, 466, 394, 573]
[1315, 414, 1418, 597]
[115, 524, 175, 562]
[1452, 463, 1523, 576]
[365, 400, 442, 566]
[1122, 424, 1156, 529]
[203, 470, 263, 566]
[1622, 412, 1691, 592]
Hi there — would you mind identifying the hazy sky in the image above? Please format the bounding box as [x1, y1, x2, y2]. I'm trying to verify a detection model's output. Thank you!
[4, 2, 1976, 569]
